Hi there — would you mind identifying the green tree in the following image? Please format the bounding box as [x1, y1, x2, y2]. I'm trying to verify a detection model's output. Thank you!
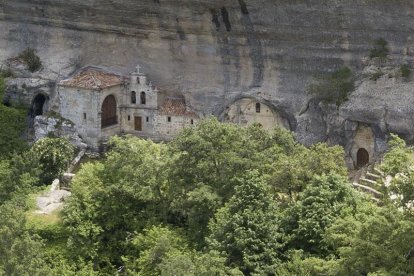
[123, 226, 189, 276]
[281, 173, 356, 256]
[325, 204, 414, 275]
[388, 167, 414, 215]
[30, 137, 75, 185]
[0, 151, 42, 204]
[207, 170, 282, 275]
[63, 162, 105, 264]
[0, 198, 51, 275]
[160, 250, 243, 276]
[380, 134, 413, 176]
[63, 136, 170, 269]
[269, 143, 347, 200]
[167, 119, 299, 246]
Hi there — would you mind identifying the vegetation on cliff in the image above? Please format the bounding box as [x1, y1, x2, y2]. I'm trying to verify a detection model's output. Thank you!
[0, 76, 28, 158]
[0, 119, 413, 275]
[308, 67, 355, 107]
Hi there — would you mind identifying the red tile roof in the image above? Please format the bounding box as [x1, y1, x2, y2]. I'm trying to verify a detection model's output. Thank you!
[59, 67, 123, 89]
[159, 97, 198, 117]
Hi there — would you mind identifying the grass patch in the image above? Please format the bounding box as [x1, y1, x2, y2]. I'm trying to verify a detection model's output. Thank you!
[25, 188, 70, 255]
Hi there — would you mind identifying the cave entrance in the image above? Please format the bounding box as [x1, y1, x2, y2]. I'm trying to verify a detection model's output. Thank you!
[357, 148, 369, 168]
[30, 94, 47, 118]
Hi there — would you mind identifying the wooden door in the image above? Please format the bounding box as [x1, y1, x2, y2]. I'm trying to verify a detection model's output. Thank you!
[134, 116, 142, 131]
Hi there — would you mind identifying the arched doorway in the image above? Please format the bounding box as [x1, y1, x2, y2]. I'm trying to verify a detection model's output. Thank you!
[357, 148, 369, 168]
[101, 95, 117, 128]
[30, 94, 47, 118]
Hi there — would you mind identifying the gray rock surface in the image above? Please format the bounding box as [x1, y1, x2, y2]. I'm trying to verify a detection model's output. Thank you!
[2, 0, 414, 161]
[34, 115, 87, 149]
[35, 189, 71, 215]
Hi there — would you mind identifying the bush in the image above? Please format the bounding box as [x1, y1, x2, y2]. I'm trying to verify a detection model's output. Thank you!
[18, 48, 42, 72]
[0, 76, 28, 157]
[0, 67, 14, 78]
[400, 64, 411, 79]
[380, 134, 413, 176]
[369, 38, 389, 60]
[308, 67, 355, 107]
[30, 138, 75, 185]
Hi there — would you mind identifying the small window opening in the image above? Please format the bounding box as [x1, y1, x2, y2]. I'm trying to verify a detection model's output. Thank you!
[256, 103, 261, 113]
[131, 91, 136, 104]
[137, 77, 140, 84]
[83, 113, 87, 120]
[191, 119, 194, 125]
[141, 92, 146, 105]
[128, 115, 131, 121]
[167, 116, 171, 122]
[146, 117, 149, 122]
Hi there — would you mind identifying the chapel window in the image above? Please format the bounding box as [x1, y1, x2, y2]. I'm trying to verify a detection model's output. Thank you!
[131, 91, 136, 104]
[141, 92, 146, 105]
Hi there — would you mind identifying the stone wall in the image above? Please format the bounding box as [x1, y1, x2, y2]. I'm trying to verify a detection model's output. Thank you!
[224, 98, 289, 130]
[34, 115, 86, 149]
[154, 114, 197, 138]
[57, 86, 101, 149]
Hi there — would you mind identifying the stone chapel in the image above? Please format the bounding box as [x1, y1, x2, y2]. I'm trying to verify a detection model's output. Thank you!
[57, 65, 199, 150]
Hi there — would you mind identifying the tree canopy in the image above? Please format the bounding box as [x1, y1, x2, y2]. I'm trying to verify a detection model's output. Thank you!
[0, 118, 413, 275]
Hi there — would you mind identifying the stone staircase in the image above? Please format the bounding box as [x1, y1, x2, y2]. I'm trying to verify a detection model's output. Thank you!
[352, 164, 386, 203]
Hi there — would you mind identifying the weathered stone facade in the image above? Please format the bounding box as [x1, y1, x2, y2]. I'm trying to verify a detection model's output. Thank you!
[56, 66, 199, 150]
[224, 98, 289, 130]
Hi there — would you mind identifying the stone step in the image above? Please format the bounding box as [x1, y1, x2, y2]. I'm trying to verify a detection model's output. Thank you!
[366, 172, 381, 181]
[373, 168, 385, 176]
[360, 178, 380, 187]
[353, 182, 383, 197]
[370, 197, 380, 203]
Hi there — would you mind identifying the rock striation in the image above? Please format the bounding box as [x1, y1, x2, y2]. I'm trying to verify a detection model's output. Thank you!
[2, 0, 414, 165]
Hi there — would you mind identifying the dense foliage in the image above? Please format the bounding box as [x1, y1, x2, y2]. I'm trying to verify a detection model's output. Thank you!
[0, 118, 413, 275]
[0, 76, 27, 158]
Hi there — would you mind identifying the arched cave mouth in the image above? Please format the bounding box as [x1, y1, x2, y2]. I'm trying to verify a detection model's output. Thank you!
[30, 94, 47, 118]
[356, 148, 370, 168]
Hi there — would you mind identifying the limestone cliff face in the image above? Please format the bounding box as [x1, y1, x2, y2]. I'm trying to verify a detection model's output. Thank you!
[2, 0, 414, 162]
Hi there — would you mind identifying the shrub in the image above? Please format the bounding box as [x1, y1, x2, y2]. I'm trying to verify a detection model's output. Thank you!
[308, 67, 355, 107]
[30, 137, 75, 185]
[0, 67, 14, 78]
[0, 77, 28, 157]
[400, 64, 411, 79]
[369, 38, 389, 60]
[18, 48, 42, 72]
